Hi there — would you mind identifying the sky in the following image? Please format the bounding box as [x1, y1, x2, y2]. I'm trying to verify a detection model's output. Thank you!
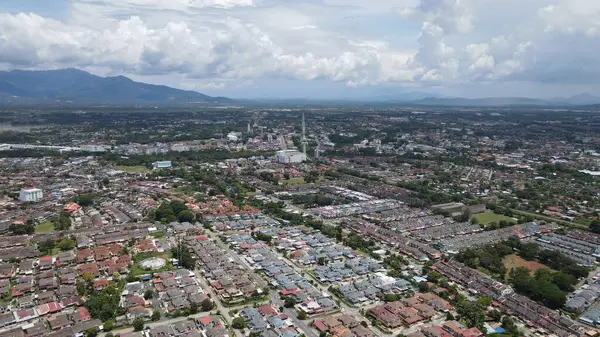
[0, 0, 599, 99]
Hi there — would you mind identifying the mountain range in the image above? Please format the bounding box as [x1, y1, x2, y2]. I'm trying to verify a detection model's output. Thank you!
[0, 68, 228, 104]
[0, 68, 599, 107]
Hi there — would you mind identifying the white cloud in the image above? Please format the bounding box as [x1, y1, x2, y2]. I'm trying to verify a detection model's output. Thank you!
[1, 0, 600, 96]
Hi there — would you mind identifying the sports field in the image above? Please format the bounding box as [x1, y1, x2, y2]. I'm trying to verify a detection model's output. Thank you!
[472, 212, 516, 225]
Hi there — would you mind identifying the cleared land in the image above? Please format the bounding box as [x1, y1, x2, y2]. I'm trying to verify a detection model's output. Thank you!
[472, 212, 516, 225]
[35, 221, 54, 233]
[503, 254, 552, 277]
[114, 165, 149, 173]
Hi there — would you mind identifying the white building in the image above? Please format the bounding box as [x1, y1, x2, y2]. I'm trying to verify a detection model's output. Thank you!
[154, 161, 172, 169]
[19, 188, 43, 202]
[275, 150, 306, 164]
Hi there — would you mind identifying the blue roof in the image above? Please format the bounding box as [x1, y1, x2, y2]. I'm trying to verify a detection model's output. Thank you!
[494, 328, 505, 333]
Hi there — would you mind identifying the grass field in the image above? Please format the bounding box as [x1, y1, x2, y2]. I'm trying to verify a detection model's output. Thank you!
[114, 165, 149, 173]
[503, 254, 552, 277]
[281, 177, 305, 186]
[35, 221, 54, 233]
[472, 212, 516, 225]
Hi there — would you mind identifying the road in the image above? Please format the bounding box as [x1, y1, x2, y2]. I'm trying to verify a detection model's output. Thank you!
[278, 135, 288, 150]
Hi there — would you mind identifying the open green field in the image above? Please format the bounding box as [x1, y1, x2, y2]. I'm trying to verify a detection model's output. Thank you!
[35, 221, 54, 233]
[472, 212, 516, 225]
[281, 177, 305, 186]
[114, 165, 149, 173]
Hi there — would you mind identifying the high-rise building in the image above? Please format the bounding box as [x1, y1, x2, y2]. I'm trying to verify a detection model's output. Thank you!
[19, 188, 43, 202]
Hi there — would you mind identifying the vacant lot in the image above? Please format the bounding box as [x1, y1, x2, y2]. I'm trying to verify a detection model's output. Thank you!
[472, 212, 516, 225]
[503, 254, 552, 277]
[35, 221, 54, 233]
[114, 165, 149, 173]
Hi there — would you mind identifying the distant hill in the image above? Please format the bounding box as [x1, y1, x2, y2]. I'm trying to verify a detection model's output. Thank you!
[411, 94, 600, 107]
[0, 69, 229, 104]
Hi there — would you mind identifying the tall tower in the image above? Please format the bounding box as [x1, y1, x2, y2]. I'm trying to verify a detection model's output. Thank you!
[301, 112, 308, 155]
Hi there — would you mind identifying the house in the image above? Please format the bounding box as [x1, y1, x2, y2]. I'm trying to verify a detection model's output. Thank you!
[36, 302, 62, 316]
[462, 328, 484, 337]
[75, 249, 94, 264]
[127, 306, 152, 321]
[56, 252, 75, 267]
[18, 260, 34, 275]
[93, 279, 109, 291]
[38, 256, 54, 271]
[71, 307, 91, 323]
[47, 313, 71, 330]
[78, 263, 100, 278]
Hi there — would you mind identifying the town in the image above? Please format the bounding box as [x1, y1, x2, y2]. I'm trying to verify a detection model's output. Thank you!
[0, 106, 599, 337]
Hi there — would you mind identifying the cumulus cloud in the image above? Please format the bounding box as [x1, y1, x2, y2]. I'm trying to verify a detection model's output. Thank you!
[1, 0, 600, 93]
[0, 12, 389, 86]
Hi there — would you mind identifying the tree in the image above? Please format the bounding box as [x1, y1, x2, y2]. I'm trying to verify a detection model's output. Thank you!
[103, 320, 115, 331]
[487, 309, 502, 322]
[151, 310, 161, 321]
[283, 296, 297, 308]
[86, 328, 99, 337]
[201, 299, 214, 312]
[170, 201, 188, 216]
[132, 318, 145, 331]
[76, 194, 95, 207]
[171, 245, 196, 270]
[501, 316, 519, 336]
[317, 257, 327, 266]
[297, 311, 307, 320]
[38, 239, 55, 254]
[232, 317, 247, 329]
[57, 237, 76, 251]
[519, 242, 540, 261]
[144, 289, 155, 300]
[189, 302, 198, 315]
[457, 301, 485, 328]
[84, 285, 122, 321]
[178, 210, 195, 223]
[590, 220, 600, 234]
[9, 222, 34, 235]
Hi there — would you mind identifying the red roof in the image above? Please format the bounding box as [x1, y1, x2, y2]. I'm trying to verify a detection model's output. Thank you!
[77, 307, 91, 321]
[280, 288, 299, 296]
[37, 302, 62, 316]
[313, 320, 327, 332]
[196, 236, 208, 241]
[40, 256, 53, 262]
[258, 305, 277, 316]
[199, 316, 213, 326]
[462, 328, 484, 337]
